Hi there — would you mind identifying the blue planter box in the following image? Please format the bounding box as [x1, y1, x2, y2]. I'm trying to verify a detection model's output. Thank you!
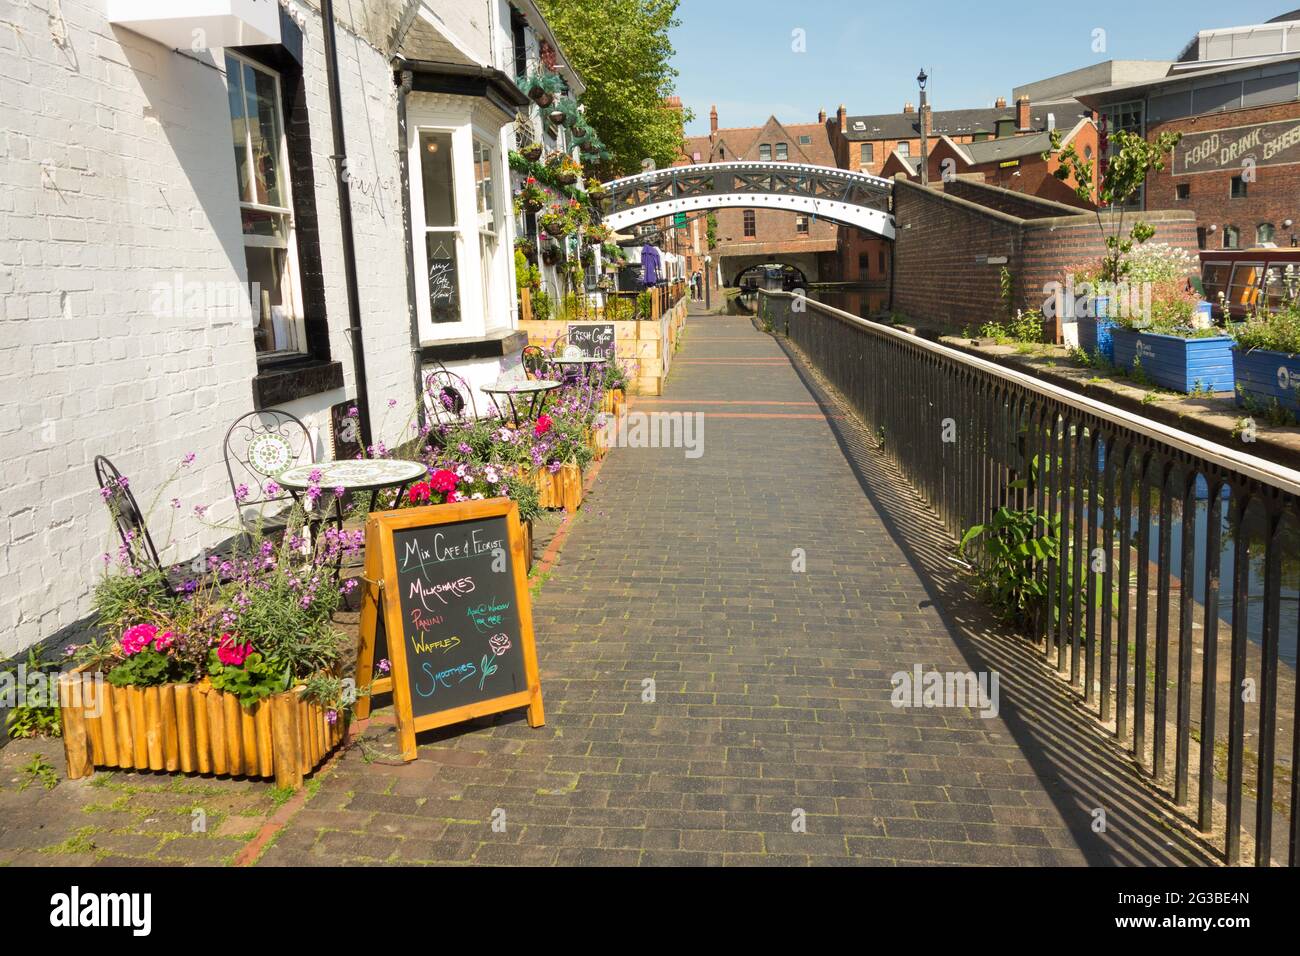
[1077, 315, 1116, 362]
[1232, 346, 1300, 413]
[1110, 328, 1235, 394]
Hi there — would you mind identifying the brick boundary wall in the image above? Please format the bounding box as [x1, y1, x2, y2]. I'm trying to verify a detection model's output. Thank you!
[942, 177, 1084, 220]
[892, 177, 1198, 331]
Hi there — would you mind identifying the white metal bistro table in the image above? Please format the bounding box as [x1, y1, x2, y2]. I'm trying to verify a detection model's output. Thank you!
[551, 353, 610, 387]
[277, 458, 428, 515]
[482, 378, 562, 427]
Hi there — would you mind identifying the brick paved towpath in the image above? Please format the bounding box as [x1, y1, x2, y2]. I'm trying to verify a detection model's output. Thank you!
[0, 312, 1221, 866]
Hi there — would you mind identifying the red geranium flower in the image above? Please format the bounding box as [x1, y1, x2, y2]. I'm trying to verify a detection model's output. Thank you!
[408, 481, 431, 504]
[429, 469, 460, 494]
[534, 414, 553, 436]
[217, 634, 254, 667]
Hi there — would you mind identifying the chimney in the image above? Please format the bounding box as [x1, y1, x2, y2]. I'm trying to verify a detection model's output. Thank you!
[710, 104, 718, 137]
[818, 108, 827, 124]
[837, 104, 847, 133]
[1016, 96, 1031, 131]
[995, 96, 1007, 109]
[903, 102, 915, 114]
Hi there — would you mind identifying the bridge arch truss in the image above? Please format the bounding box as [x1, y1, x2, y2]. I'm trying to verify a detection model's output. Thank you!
[599, 161, 895, 239]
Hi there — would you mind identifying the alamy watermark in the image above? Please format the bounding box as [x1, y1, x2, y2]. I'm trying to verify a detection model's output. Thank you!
[891, 664, 1000, 718]
[1, 667, 103, 718]
[603, 411, 704, 459]
[149, 273, 260, 323]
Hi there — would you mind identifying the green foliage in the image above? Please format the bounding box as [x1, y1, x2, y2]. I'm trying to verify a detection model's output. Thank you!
[1232, 300, 1300, 355]
[5, 649, 62, 740]
[999, 266, 1015, 319]
[532, 289, 554, 322]
[207, 651, 284, 708]
[106, 647, 187, 689]
[636, 290, 654, 318]
[959, 507, 1059, 632]
[1046, 127, 1181, 283]
[535, 0, 689, 176]
[979, 309, 1044, 345]
[17, 754, 59, 792]
[228, 573, 347, 681]
[515, 250, 541, 295]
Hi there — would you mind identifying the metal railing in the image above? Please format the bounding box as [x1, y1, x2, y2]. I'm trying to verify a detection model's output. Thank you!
[762, 289, 1300, 867]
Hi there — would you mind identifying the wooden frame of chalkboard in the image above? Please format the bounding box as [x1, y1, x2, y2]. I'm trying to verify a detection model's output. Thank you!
[354, 499, 544, 761]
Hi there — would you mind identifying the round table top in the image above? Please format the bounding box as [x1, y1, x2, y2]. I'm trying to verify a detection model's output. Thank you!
[277, 458, 427, 491]
[483, 379, 561, 394]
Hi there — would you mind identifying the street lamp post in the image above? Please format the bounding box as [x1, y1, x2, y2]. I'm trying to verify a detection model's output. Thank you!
[917, 68, 930, 187]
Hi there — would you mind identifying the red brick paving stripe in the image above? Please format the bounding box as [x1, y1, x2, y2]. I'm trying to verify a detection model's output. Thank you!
[231, 729, 358, 867]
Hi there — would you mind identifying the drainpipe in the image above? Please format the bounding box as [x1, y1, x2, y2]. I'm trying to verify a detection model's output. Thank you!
[321, 0, 373, 449]
[395, 67, 427, 434]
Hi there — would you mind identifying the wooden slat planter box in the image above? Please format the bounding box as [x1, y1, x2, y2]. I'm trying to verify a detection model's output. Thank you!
[58, 669, 344, 790]
[524, 463, 582, 512]
[1232, 346, 1300, 414]
[1110, 328, 1235, 394]
[1077, 315, 1117, 362]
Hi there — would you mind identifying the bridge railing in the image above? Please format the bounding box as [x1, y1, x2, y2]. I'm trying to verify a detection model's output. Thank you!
[761, 289, 1300, 867]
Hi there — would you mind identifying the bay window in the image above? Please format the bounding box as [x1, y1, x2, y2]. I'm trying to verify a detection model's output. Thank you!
[408, 113, 509, 341]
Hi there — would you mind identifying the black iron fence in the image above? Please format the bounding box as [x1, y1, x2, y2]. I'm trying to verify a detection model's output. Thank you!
[762, 290, 1300, 867]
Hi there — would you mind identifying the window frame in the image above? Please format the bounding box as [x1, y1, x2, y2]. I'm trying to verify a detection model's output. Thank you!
[775, 143, 788, 161]
[758, 143, 772, 161]
[1230, 175, 1248, 198]
[1223, 225, 1241, 250]
[407, 112, 510, 342]
[225, 49, 308, 359]
[743, 209, 756, 238]
[795, 215, 809, 235]
[860, 142, 874, 165]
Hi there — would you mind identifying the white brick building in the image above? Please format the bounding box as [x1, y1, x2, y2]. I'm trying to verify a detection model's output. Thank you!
[0, 0, 584, 659]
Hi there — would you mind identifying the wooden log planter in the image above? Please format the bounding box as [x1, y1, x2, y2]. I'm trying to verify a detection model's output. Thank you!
[587, 423, 609, 461]
[525, 462, 583, 512]
[58, 669, 345, 790]
[600, 387, 626, 419]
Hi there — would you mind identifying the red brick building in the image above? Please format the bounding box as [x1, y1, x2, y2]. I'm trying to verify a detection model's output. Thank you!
[824, 96, 1066, 282]
[879, 120, 1100, 209]
[1042, 11, 1300, 249]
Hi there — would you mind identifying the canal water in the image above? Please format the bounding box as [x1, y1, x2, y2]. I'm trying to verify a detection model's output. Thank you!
[801, 288, 1299, 667]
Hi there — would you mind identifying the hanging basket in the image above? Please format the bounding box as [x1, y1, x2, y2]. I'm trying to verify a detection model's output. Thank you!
[521, 143, 543, 162]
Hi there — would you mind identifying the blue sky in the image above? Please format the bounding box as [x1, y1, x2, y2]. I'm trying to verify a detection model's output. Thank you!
[672, 0, 1291, 134]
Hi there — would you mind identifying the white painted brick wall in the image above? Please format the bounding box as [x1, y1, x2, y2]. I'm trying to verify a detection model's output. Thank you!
[0, 0, 421, 657]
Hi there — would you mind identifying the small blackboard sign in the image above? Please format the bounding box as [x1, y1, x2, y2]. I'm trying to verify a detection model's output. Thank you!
[566, 322, 616, 359]
[355, 500, 543, 759]
[427, 239, 459, 324]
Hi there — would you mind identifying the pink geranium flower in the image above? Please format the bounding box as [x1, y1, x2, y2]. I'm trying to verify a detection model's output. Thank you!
[120, 623, 158, 656]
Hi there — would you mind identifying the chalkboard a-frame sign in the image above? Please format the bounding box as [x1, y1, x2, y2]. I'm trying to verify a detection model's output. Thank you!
[355, 499, 544, 761]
